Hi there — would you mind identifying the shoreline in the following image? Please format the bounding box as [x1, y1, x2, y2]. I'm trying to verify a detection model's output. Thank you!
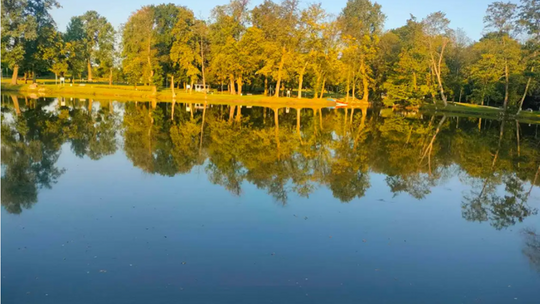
[2, 82, 539, 121]
[1, 83, 340, 107]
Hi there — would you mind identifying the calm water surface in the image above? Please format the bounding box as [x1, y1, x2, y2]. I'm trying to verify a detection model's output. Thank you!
[2, 96, 540, 304]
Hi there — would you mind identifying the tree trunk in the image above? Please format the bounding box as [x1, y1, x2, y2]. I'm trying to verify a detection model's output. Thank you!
[229, 74, 236, 95]
[346, 68, 350, 102]
[481, 90, 485, 106]
[190, 78, 194, 94]
[171, 100, 175, 120]
[32, 70, 36, 83]
[274, 108, 281, 158]
[146, 37, 153, 85]
[458, 87, 463, 103]
[229, 105, 236, 124]
[517, 67, 533, 115]
[319, 108, 323, 130]
[237, 76, 242, 96]
[503, 59, 509, 111]
[55, 73, 58, 85]
[274, 47, 286, 98]
[296, 108, 301, 134]
[87, 59, 93, 82]
[235, 105, 242, 122]
[420, 115, 446, 163]
[360, 55, 369, 102]
[171, 75, 175, 97]
[516, 120, 521, 159]
[264, 77, 268, 96]
[10, 65, 19, 85]
[352, 80, 356, 100]
[319, 78, 326, 99]
[199, 101, 207, 155]
[200, 34, 206, 95]
[430, 41, 448, 106]
[526, 165, 540, 199]
[11, 95, 21, 116]
[109, 68, 113, 86]
[313, 73, 321, 99]
[23, 72, 27, 84]
[298, 62, 307, 99]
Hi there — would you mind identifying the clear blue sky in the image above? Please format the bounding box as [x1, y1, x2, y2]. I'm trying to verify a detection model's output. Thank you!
[51, 0, 520, 41]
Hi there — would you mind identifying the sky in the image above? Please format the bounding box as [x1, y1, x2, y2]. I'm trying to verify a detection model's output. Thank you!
[50, 0, 521, 41]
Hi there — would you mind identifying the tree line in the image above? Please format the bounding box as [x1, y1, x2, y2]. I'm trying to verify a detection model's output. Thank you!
[2, 0, 539, 111]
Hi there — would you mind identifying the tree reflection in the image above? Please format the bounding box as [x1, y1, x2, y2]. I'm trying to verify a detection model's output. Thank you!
[1, 96, 120, 214]
[522, 228, 540, 273]
[2, 96, 539, 229]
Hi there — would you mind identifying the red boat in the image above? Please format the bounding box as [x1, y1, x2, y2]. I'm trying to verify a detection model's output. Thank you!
[327, 98, 349, 107]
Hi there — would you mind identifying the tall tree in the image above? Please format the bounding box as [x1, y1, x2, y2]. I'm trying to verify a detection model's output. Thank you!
[484, 1, 520, 110]
[209, 0, 249, 95]
[170, 6, 199, 92]
[422, 12, 453, 106]
[339, 0, 386, 102]
[153, 4, 183, 87]
[122, 6, 159, 87]
[383, 16, 434, 106]
[80, 11, 115, 81]
[516, 0, 540, 113]
[1, 0, 60, 84]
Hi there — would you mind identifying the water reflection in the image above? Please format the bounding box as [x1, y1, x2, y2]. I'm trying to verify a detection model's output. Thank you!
[2, 95, 539, 230]
[522, 228, 540, 273]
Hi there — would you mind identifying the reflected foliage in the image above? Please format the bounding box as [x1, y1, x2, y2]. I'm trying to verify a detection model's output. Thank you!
[1, 96, 119, 213]
[119, 100, 539, 230]
[2, 96, 539, 230]
[522, 228, 540, 273]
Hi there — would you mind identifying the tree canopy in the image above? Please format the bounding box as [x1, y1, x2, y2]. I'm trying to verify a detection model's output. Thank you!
[2, 0, 540, 111]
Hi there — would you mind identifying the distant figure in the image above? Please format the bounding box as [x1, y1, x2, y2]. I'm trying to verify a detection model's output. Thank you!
[59, 76, 65, 86]
[286, 89, 291, 97]
[269, 86, 274, 96]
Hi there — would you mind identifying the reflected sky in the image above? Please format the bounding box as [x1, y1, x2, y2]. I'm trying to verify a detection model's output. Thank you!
[2, 96, 540, 304]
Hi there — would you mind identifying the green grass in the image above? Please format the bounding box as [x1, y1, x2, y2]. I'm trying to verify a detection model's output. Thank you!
[421, 101, 540, 122]
[0, 79, 338, 107]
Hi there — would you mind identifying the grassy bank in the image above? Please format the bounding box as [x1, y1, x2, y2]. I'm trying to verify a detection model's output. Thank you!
[421, 102, 540, 122]
[1, 81, 340, 107]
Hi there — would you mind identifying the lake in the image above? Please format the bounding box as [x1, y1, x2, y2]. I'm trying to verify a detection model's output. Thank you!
[2, 95, 540, 304]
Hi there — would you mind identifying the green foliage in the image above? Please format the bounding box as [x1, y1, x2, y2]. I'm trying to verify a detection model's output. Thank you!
[1, 0, 60, 81]
[2, 0, 540, 111]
